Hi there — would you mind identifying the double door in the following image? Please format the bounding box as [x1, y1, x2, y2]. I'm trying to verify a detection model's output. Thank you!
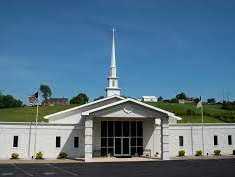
[101, 121, 143, 157]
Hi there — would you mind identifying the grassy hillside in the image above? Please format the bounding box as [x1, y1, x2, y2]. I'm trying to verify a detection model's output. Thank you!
[145, 102, 235, 123]
[0, 102, 235, 123]
[0, 104, 79, 122]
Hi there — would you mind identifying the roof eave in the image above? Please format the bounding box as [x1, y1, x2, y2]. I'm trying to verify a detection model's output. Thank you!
[44, 95, 125, 119]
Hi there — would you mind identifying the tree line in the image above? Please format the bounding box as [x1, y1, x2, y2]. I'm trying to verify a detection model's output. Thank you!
[158, 92, 235, 110]
[1, 86, 234, 110]
[0, 91, 23, 108]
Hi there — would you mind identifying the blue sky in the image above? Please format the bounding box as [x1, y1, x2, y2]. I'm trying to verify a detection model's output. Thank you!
[0, 0, 235, 102]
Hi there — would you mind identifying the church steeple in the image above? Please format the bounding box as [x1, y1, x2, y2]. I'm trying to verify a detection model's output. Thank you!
[106, 28, 121, 97]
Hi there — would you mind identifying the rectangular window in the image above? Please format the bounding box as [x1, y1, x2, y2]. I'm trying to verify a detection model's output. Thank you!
[179, 136, 184, 147]
[74, 137, 79, 148]
[228, 135, 232, 145]
[107, 121, 114, 137]
[214, 135, 218, 146]
[131, 122, 136, 137]
[137, 121, 143, 137]
[101, 121, 107, 137]
[13, 136, 18, 147]
[115, 121, 122, 137]
[56, 136, 61, 148]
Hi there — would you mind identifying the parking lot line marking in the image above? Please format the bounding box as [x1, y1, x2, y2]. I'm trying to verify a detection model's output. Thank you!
[43, 172, 56, 175]
[45, 164, 79, 176]
[11, 164, 34, 177]
[1, 172, 14, 176]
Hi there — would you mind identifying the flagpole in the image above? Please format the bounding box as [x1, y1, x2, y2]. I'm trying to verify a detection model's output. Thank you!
[34, 92, 39, 158]
[201, 100, 205, 156]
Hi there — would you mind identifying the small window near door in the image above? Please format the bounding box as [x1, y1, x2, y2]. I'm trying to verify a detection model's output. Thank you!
[214, 135, 218, 146]
[228, 135, 232, 145]
[56, 136, 61, 148]
[13, 136, 18, 147]
[179, 136, 184, 147]
[74, 137, 79, 148]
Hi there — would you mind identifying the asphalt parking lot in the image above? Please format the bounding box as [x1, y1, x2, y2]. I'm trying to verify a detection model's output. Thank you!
[0, 159, 235, 177]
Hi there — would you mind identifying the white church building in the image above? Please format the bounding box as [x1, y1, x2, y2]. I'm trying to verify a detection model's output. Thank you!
[0, 30, 235, 161]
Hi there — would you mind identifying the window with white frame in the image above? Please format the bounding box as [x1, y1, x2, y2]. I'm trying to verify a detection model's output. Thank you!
[74, 137, 79, 148]
[179, 136, 184, 147]
[228, 135, 232, 145]
[214, 135, 218, 146]
[56, 136, 61, 148]
[13, 136, 18, 147]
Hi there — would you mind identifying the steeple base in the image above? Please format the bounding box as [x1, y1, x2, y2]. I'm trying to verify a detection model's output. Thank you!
[106, 87, 121, 97]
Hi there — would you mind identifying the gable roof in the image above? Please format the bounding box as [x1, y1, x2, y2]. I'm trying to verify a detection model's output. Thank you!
[82, 98, 182, 120]
[44, 95, 125, 119]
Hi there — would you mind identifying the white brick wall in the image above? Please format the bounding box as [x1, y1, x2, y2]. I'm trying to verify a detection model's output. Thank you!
[0, 122, 235, 159]
[0, 123, 84, 159]
[142, 123, 235, 157]
[168, 124, 235, 157]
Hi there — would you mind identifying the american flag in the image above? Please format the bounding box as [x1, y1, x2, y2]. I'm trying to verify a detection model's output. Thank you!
[28, 92, 38, 105]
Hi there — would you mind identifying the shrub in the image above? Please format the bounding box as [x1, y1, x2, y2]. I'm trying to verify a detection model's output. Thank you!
[214, 150, 221, 156]
[233, 150, 235, 155]
[154, 152, 159, 157]
[195, 150, 202, 156]
[178, 150, 185, 157]
[35, 151, 44, 159]
[57, 152, 68, 159]
[11, 153, 19, 159]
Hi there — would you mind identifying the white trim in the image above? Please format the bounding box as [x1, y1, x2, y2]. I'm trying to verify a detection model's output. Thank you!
[44, 95, 125, 119]
[81, 98, 182, 120]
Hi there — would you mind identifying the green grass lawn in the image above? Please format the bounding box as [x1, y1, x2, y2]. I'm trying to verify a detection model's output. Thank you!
[0, 101, 235, 123]
[0, 104, 79, 122]
[178, 115, 225, 123]
[146, 102, 235, 123]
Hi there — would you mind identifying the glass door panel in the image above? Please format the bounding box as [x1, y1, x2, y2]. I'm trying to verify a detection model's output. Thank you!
[115, 138, 121, 155]
[115, 121, 122, 137]
[123, 138, 130, 155]
[108, 121, 114, 137]
[123, 121, 129, 137]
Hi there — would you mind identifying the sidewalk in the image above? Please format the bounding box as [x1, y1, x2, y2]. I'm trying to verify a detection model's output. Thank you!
[0, 155, 234, 164]
[172, 155, 235, 161]
[85, 157, 159, 163]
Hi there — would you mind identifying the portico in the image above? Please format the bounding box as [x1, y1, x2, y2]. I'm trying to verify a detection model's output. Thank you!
[83, 98, 177, 161]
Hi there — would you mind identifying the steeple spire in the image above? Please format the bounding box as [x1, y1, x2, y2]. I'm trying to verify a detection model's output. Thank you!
[111, 28, 116, 68]
[106, 28, 121, 97]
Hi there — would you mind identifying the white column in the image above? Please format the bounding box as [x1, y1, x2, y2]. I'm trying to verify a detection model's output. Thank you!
[161, 117, 170, 160]
[85, 117, 93, 161]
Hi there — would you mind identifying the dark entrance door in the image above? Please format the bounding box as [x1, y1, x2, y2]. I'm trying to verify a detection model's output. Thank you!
[122, 138, 130, 155]
[115, 138, 122, 155]
[101, 121, 143, 157]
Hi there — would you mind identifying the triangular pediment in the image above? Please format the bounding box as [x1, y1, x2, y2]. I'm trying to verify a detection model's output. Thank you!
[90, 101, 167, 118]
[82, 98, 181, 120]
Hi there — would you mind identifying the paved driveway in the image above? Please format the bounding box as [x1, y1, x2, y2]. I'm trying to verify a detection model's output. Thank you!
[0, 159, 235, 177]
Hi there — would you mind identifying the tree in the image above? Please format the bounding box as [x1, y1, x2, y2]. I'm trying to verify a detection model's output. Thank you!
[70, 93, 89, 105]
[0, 93, 22, 108]
[40, 84, 52, 101]
[176, 92, 187, 100]
[170, 98, 178, 103]
[207, 98, 216, 104]
[158, 96, 163, 101]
